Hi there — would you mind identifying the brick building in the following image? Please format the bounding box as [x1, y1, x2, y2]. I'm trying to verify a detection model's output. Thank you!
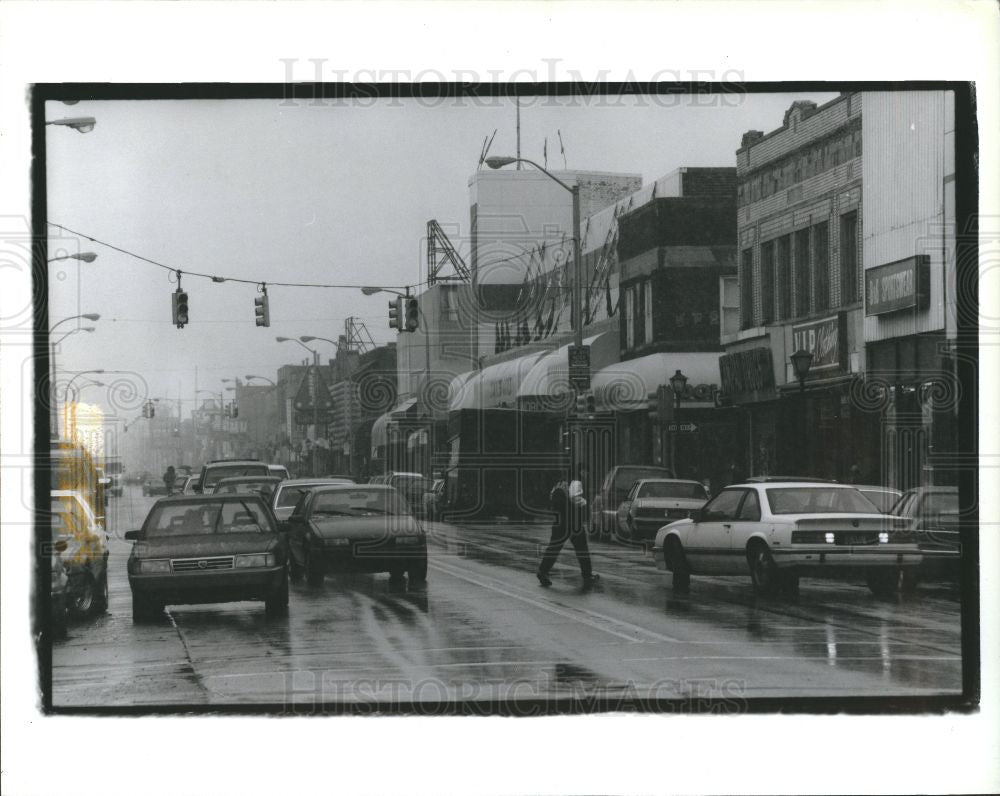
[720, 93, 878, 481]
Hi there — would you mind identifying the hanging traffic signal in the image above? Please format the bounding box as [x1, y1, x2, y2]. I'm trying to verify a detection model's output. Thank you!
[224, 402, 232, 418]
[404, 297, 419, 332]
[254, 287, 270, 327]
[142, 400, 155, 418]
[172, 289, 190, 328]
[388, 297, 402, 330]
[231, 403, 239, 418]
[575, 392, 588, 416]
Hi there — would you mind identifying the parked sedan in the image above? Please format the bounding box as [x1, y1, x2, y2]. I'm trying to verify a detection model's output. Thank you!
[653, 482, 920, 598]
[890, 486, 961, 583]
[615, 479, 709, 542]
[51, 490, 110, 617]
[591, 465, 675, 539]
[855, 485, 903, 514]
[125, 494, 288, 620]
[285, 484, 427, 585]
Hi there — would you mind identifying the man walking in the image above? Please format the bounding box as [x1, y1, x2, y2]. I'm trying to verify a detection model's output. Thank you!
[537, 466, 599, 589]
[163, 465, 176, 495]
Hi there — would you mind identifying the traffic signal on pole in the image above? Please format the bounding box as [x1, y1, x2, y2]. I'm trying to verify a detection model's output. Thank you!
[254, 290, 270, 327]
[404, 297, 419, 332]
[231, 403, 239, 418]
[388, 297, 402, 330]
[224, 402, 231, 418]
[575, 392, 587, 416]
[172, 289, 189, 328]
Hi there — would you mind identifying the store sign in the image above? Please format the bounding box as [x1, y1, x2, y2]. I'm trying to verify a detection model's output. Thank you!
[719, 347, 775, 401]
[791, 313, 847, 373]
[866, 255, 930, 315]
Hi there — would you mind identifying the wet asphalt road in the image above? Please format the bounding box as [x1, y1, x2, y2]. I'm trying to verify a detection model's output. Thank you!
[51, 486, 964, 707]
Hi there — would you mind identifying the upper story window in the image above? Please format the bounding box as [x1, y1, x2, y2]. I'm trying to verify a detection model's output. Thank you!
[740, 248, 754, 330]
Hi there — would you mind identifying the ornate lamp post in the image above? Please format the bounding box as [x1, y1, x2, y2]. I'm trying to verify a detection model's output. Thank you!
[668, 369, 688, 475]
[790, 349, 814, 474]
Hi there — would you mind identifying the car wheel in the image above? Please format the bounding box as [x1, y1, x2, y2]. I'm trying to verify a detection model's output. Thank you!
[407, 551, 428, 583]
[131, 592, 162, 622]
[748, 541, 781, 597]
[866, 569, 901, 599]
[266, 570, 289, 614]
[666, 537, 691, 593]
[305, 544, 324, 585]
[68, 573, 96, 617]
[93, 566, 109, 613]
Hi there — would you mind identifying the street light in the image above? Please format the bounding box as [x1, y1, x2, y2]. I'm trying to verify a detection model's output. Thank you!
[485, 156, 583, 349]
[49, 314, 102, 435]
[668, 370, 688, 475]
[789, 350, 814, 474]
[47, 252, 98, 264]
[299, 335, 339, 348]
[276, 335, 318, 364]
[361, 286, 406, 297]
[45, 116, 97, 134]
[245, 374, 276, 386]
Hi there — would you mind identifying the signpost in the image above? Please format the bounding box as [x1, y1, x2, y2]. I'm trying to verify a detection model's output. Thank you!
[568, 345, 591, 392]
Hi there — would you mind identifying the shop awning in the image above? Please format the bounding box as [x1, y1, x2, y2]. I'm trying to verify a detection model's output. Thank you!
[371, 397, 419, 451]
[449, 352, 545, 411]
[592, 352, 721, 412]
[517, 332, 618, 410]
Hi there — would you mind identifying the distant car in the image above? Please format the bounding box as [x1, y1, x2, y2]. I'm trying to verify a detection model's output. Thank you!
[653, 482, 920, 598]
[51, 490, 110, 617]
[124, 494, 288, 620]
[270, 478, 356, 526]
[854, 485, 903, 514]
[213, 475, 282, 503]
[142, 477, 171, 497]
[890, 486, 962, 583]
[615, 479, 710, 542]
[591, 465, 675, 539]
[195, 459, 271, 494]
[323, 473, 355, 483]
[423, 478, 445, 521]
[179, 475, 199, 495]
[267, 464, 290, 481]
[285, 484, 427, 585]
[378, 472, 435, 514]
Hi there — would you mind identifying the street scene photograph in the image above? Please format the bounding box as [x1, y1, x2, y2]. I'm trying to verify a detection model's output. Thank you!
[37, 84, 976, 713]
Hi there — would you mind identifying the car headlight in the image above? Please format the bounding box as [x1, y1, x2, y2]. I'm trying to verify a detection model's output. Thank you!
[139, 559, 171, 574]
[396, 536, 422, 546]
[235, 553, 276, 568]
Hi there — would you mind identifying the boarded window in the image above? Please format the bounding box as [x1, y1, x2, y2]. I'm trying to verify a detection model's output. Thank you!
[740, 248, 754, 329]
[761, 241, 776, 324]
[794, 228, 811, 317]
[813, 221, 830, 311]
[777, 235, 792, 321]
[840, 211, 859, 304]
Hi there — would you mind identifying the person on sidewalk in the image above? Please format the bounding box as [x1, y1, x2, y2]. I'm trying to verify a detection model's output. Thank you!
[537, 467, 599, 589]
[162, 465, 177, 496]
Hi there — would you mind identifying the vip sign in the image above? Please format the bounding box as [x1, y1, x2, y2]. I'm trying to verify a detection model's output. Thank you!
[791, 313, 848, 373]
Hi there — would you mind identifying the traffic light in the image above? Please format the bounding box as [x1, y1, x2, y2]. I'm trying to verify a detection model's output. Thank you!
[172, 289, 189, 328]
[231, 403, 239, 418]
[254, 290, 270, 327]
[388, 297, 402, 330]
[149, 401, 155, 418]
[142, 400, 155, 418]
[574, 392, 596, 417]
[224, 402, 232, 418]
[404, 297, 419, 332]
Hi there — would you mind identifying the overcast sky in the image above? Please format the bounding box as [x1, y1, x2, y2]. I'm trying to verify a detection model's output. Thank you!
[46, 90, 838, 418]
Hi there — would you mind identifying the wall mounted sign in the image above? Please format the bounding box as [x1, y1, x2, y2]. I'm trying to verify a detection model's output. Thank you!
[791, 312, 847, 373]
[865, 255, 930, 316]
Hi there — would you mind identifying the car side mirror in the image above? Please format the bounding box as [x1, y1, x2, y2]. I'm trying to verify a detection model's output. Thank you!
[124, 530, 143, 541]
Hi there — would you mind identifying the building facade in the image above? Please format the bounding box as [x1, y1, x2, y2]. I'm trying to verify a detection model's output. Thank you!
[721, 94, 878, 482]
[861, 90, 958, 490]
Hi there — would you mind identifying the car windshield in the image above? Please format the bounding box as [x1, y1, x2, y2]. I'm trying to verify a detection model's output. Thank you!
[204, 465, 270, 487]
[275, 484, 329, 508]
[613, 468, 671, 491]
[859, 489, 897, 513]
[144, 500, 274, 536]
[311, 489, 411, 517]
[393, 475, 432, 493]
[638, 481, 708, 499]
[923, 492, 959, 516]
[215, 480, 276, 498]
[766, 487, 880, 515]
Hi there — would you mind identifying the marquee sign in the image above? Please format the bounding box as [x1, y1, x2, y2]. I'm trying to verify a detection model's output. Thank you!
[791, 312, 847, 373]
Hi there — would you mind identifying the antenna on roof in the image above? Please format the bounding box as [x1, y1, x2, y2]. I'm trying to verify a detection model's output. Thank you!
[557, 129, 567, 169]
[478, 128, 497, 169]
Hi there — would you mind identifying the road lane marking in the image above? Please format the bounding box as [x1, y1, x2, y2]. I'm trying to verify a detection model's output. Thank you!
[430, 559, 681, 643]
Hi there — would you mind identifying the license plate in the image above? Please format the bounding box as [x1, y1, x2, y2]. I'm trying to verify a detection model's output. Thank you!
[839, 532, 875, 545]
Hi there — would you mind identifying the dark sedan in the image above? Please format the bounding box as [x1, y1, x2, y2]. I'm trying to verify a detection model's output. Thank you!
[125, 494, 288, 620]
[213, 475, 282, 502]
[285, 485, 427, 585]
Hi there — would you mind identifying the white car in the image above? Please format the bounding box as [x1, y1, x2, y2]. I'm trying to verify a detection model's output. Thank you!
[652, 482, 920, 598]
